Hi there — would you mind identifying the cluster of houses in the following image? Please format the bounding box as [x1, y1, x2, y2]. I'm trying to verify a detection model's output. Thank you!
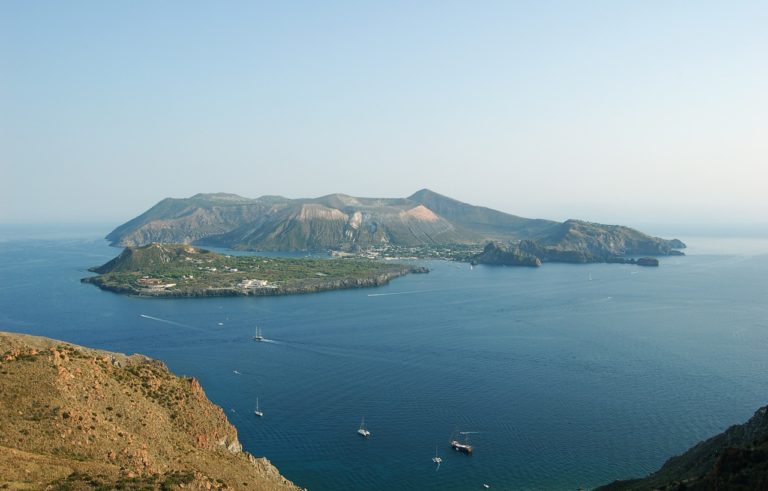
[137, 277, 176, 290]
[237, 279, 274, 290]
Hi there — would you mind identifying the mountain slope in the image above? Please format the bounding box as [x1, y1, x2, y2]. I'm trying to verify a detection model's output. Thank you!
[106, 190, 684, 255]
[408, 188, 558, 240]
[597, 405, 768, 490]
[0, 332, 301, 490]
[535, 219, 686, 257]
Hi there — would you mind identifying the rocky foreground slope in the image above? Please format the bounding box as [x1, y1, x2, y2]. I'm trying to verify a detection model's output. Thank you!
[597, 405, 768, 490]
[0, 332, 301, 490]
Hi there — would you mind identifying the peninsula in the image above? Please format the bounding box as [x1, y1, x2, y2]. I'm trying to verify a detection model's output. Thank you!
[81, 243, 428, 297]
[0, 331, 301, 490]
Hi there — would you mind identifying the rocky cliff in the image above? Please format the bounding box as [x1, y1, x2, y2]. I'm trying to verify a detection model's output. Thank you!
[470, 242, 542, 267]
[473, 235, 674, 267]
[0, 332, 302, 490]
[597, 405, 768, 490]
[536, 219, 684, 257]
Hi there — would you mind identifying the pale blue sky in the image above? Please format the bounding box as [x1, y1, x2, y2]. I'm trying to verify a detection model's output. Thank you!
[1, 1, 766, 228]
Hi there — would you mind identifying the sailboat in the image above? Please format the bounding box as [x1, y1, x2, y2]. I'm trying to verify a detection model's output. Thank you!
[254, 397, 263, 417]
[432, 445, 442, 468]
[253, 326, 264, 342]
[357, 417, 370, 438]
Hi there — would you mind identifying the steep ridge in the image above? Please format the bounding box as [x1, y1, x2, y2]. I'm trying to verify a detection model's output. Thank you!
[537, 219, 686, 257]
[597, 405, 768, 490]
[407, 188, 558, 240]
[0, 332, 302, 490]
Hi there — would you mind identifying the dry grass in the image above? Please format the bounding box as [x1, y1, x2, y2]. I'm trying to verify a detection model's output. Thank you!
[0, 332, 302, 491]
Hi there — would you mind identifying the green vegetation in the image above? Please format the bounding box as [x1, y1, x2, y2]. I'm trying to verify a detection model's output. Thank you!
[82, 243, 427, 297]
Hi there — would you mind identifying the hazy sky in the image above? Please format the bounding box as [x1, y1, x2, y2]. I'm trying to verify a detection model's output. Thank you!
[1, 1, 766, 228]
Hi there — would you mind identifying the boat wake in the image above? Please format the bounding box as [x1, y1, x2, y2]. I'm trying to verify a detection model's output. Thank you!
[367, 290, 431, 297]
[139, 314, 204, 331]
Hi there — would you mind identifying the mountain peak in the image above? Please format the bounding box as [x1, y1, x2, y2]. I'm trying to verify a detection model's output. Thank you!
[190, 193, 251, 202]
[408, 188, 447, 201]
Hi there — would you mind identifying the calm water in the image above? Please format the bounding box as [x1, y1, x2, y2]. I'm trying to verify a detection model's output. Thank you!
[1, 231, 767, 490]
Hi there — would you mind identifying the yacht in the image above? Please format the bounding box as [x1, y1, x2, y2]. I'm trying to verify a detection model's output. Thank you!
[254, 397, 263, 417]
[450, 430, 476, 454]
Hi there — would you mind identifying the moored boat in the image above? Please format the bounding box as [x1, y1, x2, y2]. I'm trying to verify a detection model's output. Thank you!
[357, 417, 370, 437]
[450, 430, 476, 454]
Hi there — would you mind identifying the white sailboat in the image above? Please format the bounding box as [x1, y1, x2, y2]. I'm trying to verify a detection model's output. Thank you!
[357, 417, 370, 438]
[253, 326, 264, 342]
[254, 397, 263, 417]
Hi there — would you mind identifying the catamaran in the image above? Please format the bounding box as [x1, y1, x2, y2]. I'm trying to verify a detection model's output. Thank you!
[254, 397, 263, 417]
[357, 417, 370, 438]
[253, 326, 264, 342]
[432, 445, 442, 467]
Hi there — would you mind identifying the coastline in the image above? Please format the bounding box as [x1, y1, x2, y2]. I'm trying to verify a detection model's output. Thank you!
[81, 266, 429, 298]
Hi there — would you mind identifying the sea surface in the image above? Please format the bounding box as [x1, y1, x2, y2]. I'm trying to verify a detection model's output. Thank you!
[1, 229, 767, 490]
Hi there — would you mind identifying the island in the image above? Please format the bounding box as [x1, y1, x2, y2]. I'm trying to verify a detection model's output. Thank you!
[81, 243, 428, 298]
[104, 189, 686, 264]
[0, 331, 302, 490]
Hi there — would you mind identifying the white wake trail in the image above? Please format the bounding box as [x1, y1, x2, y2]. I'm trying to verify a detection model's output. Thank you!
[367, 290, 431, 297]
[139, 314, 204, 331]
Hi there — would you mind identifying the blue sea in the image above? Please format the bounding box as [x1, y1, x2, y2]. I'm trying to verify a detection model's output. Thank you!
[1, 227, 767, 490]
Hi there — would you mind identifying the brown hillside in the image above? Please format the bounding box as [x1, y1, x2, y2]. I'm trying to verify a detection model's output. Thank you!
[0, 332, 302, 490]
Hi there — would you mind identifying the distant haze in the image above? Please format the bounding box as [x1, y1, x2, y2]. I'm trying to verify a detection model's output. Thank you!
[1, 2, 766, 230]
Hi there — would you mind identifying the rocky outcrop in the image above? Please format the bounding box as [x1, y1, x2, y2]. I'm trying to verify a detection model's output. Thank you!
[473, 240, 668, 267]
[636, 257, 660, 267]
[536, 219, 685, 258]
[0, 332, 302, 490]
[517, 239, 601, 263]
[597, 405, 768, 491]
[470, 242, 541, 267]
[470, 216, 687, 266]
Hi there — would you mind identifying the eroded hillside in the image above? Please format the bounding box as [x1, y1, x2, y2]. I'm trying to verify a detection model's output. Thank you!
[0, 332, 302, 490]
